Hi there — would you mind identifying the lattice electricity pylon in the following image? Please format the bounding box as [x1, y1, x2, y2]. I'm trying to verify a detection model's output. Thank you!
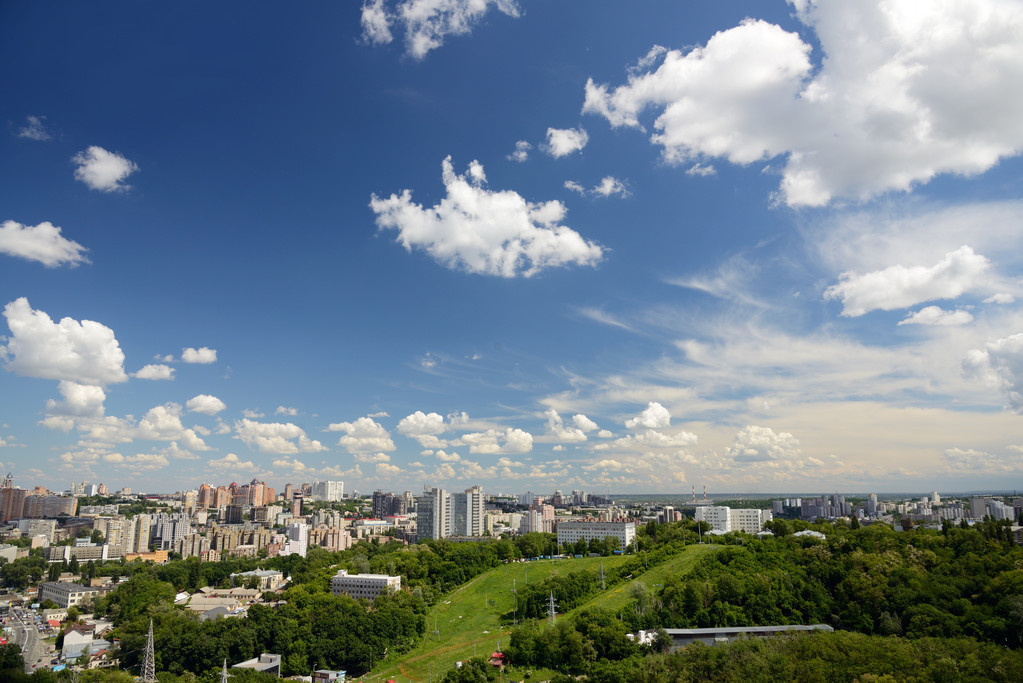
[141, 619, 157, 682]
[221, 658, 230, 683]
[547, 591, 558, 625]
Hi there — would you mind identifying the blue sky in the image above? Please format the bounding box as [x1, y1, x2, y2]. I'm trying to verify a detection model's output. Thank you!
[3, 0, 1023, 495]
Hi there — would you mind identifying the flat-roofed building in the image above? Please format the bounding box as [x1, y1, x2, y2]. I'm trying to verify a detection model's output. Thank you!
[556, 520, 635, 550]
[330, 569, 400, 600]
[38, 581, 101, 609]
[233, 653, 281, 676]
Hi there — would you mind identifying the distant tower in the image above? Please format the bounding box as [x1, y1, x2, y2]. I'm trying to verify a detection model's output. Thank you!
[1, 473, 11, 489]
[141, 619, 157, 682]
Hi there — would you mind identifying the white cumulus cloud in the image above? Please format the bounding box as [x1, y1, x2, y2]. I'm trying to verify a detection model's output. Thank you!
[45, 381, 106, 418]
[137, 403, 210, 451]
[328, 416, 396, 453]
[898, 306, 973, 326]
[544, 127, 589, 158]
[591, 176, 629, 198]
[234, 419, 327, 454]
[397, 410, 457, 447]
[1, 297, 128, 386]
[208, 452, 258, 472]
[583, 1, 1023, 206]
[545, 409, 587, 442]
[370, 156, 603, 277]
[181, 346, 217, 364]
[378, 0, 521, 60]
[186, 394, 227, 415]
[726, 425, 802, 462]
[0, 220, 88, 267]
[824, 246, 989, 317]
[625, 401, 671, 430]
[72, 145, 138, 192]
[134, 364, 174, 380]
[361, 0, 393, 45]
[573, 414, 599, 432]
[964, 333, 1023, 412]
[460, 427, 533, 454]
[508, 140, 532, 162]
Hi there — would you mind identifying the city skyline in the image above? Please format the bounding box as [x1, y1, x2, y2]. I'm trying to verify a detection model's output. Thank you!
[4, 1, 1023, 495]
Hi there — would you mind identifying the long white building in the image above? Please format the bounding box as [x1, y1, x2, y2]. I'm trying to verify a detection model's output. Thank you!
[556, 521, 635, 550]
[694, 506, 772, 533]
[331, 569, 400, 600]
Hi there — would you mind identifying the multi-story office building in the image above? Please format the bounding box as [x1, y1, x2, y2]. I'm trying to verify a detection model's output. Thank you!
[330, 569, 400, 600]
[37, 582, 102, 609]
[731, 508, 773, 533]
[694, 506, 772, 533]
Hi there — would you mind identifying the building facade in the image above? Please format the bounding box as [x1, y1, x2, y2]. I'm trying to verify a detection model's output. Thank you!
[330, 569, 400, 600]
[556, 521, 636, 550]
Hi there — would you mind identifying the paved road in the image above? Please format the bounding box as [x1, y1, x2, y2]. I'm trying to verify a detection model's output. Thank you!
[8, 610, 45, 673]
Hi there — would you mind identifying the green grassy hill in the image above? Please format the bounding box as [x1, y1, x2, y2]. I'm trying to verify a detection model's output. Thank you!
[367, 545, 718, 682]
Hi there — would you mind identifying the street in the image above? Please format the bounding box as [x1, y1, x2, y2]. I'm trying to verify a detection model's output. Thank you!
[8, 609, 46, 673]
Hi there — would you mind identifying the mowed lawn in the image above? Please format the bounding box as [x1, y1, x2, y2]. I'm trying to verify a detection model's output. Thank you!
[366, 545, 717, 682]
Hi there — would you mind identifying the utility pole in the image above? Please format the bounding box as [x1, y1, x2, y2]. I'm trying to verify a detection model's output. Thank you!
[512, 578, 517, 624]
[220, 659, 229, 683]
[600, 561, 605, 590]
[547, 591, 557, 625]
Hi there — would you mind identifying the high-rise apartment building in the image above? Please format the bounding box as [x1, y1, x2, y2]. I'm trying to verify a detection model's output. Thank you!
[310, 480, 344, 502]
[0, 477, 28, 524]
[23, 493, 77, 518]
[451, 486, 485, 537]
[416, 486, 451, 541]
[126, 514, 152, 553]
[213, 486, 230, 509]
[197, 483, 214, 509]
[287, 522, 308, 557]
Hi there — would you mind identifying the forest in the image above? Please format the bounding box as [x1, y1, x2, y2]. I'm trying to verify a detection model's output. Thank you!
[504, 517, 1023, 680]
